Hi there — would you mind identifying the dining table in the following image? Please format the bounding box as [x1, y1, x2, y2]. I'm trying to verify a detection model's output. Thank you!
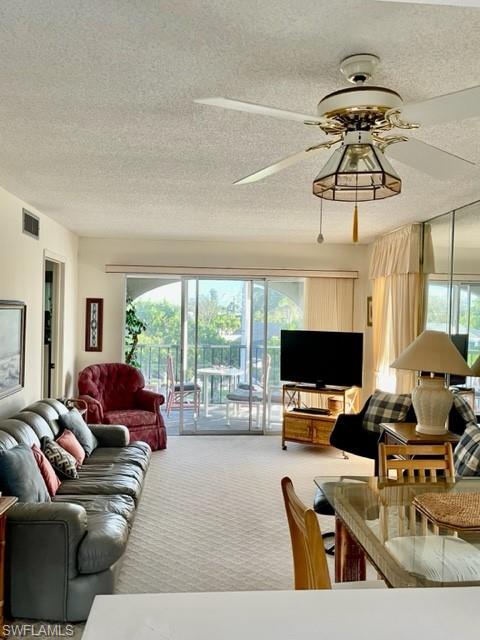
[314, 475, 480, 588]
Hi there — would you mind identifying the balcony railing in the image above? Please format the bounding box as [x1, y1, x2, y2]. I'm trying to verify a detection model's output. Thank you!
[134, 343, 281, 403]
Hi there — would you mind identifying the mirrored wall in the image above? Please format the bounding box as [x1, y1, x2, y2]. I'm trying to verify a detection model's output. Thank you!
[423, 199, 480, 412]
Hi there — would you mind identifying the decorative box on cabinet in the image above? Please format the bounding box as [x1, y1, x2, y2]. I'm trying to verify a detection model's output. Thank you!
[282, 384, 360, 450]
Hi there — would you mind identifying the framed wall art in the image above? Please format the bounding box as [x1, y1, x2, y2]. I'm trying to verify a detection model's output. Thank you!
[0, 300, 26, 400]
[85, 298, 103, 352]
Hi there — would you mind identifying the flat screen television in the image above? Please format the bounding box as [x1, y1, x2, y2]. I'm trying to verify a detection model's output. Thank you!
[280, 330, 363, 388]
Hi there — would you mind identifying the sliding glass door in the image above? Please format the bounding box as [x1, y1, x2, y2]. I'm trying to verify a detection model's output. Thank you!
[125, 275, 303, 434]
[180, 278, 266, 434]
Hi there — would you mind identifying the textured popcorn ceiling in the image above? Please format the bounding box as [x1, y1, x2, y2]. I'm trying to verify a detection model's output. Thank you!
[0, 0, 479, 244]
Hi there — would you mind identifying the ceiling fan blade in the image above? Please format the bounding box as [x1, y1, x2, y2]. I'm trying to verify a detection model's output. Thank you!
[386, 138, 476, 180]
[400, 85, 480, 126]
[234, 147, 326, 185]
[194, 97, 326, 124]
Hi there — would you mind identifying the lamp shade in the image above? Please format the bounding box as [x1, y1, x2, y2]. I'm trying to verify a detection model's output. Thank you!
[390, 330, 473, 376]
[470, 355, 480, 377]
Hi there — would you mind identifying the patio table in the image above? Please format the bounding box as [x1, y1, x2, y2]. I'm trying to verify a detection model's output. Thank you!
[197, 366, 242, 417]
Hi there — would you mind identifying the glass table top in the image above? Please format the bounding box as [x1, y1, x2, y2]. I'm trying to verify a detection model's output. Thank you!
[314, 476, 480, 588]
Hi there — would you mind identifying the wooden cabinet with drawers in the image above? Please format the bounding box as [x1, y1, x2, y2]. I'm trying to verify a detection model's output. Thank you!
[282, 384, 360, 450]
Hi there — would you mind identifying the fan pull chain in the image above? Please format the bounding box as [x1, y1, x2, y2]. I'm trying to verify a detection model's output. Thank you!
[352, 172, 359, 243]
[317, 197, 325, 244]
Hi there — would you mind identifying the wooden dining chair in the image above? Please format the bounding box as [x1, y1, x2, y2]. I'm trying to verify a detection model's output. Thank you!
[378, 443, 455, 481]
[282, 477, 387, 590]
[378, 443, 456, 542]
[281, 476, 332, 590]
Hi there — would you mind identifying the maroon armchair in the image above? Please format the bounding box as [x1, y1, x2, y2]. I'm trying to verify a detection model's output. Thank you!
[77, 363, 167, 450]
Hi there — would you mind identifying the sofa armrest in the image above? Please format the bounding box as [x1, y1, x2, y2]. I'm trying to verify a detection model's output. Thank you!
[330, 410, 381, 460]
[135, 388, 165, 412]
[78, 393, 104, 423]
[7, 502, 88, 580]
[6, 502, 88, 619]
[88, 424, 130, 447]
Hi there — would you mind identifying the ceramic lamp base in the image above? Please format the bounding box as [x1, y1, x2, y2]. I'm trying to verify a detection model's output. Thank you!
[413, 376, 452, 436]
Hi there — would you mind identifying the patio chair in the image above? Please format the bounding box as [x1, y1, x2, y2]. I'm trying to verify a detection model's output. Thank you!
[165, 354, 201, 417]
[225, 355, 271, 428]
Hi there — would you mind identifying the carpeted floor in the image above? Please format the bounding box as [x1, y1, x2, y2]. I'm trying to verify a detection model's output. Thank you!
[116, 434, 373, 593]
[17, 435, 373, 638]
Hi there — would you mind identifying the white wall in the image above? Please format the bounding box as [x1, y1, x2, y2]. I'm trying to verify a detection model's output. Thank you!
[0, 187, 78, 418]
[77, 237, 373, 400]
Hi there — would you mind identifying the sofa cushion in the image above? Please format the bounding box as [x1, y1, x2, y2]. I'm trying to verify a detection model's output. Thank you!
[0, 431, 19, 452]
[12, 411, 56, 441]
[41, 437, 79, 479]
[58, 408, 98, 456]
[77, 512, 129, 574]
[78, 461, 144, 483]
[0, 444, 50, 503]
[24, 401, 67, 433]
[103, 409, 156, 427]
[53, 494, 136, 526]
[56, 473, 142, 503]
[363, 390, 412, 433]
[56, 429, 86, 466]
[0, 419, 41, 448]
[86, 444, 151, 472]
[31, 444, 61, 496]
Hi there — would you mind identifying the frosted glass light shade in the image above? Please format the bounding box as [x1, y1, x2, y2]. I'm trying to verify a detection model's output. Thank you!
[312, 131, 401, 202]
[391, 330, 473, 376]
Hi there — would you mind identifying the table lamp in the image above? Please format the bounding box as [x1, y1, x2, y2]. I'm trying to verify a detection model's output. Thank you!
[470, 355, 480, 378]
[391, 330, 473, 435]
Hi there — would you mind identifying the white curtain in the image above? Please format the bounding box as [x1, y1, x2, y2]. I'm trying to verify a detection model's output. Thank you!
[370, 225, 424, 393]
[304, 278, 354, 331]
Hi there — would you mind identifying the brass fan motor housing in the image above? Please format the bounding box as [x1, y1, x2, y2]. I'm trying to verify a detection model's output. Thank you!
[317, 86, 404, 132]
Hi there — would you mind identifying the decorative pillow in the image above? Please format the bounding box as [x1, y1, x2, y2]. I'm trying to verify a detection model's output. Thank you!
[0, 444, 50, 502]
[56, 429, 85, 466]
[58, 408, 98, 456]
[363, 389, 412, 433]
[31, 444, 61, 496]
[454, 422, 480, 477]
[452, 393, 477, 426]
[41, 437, 79, 479]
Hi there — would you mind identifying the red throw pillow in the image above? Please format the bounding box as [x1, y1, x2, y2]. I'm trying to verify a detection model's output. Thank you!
[31, 444, 61, 496]
[56, 429, 85, 466]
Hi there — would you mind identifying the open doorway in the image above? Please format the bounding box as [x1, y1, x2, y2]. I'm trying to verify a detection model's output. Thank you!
[42, 257, 65, 398]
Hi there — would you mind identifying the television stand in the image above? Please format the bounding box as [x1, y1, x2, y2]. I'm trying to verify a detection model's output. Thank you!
[282, 384, 360, 451]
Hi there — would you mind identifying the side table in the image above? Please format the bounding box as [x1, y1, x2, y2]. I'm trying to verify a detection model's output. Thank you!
[0, 497, 18, 634]
[380, 422, 460, 448]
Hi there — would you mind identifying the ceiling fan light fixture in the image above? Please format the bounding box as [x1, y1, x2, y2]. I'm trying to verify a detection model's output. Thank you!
[312, 131, 402, 201]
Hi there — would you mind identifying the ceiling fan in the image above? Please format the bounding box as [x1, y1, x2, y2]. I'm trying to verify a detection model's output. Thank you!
[194, 54, 480, 187]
